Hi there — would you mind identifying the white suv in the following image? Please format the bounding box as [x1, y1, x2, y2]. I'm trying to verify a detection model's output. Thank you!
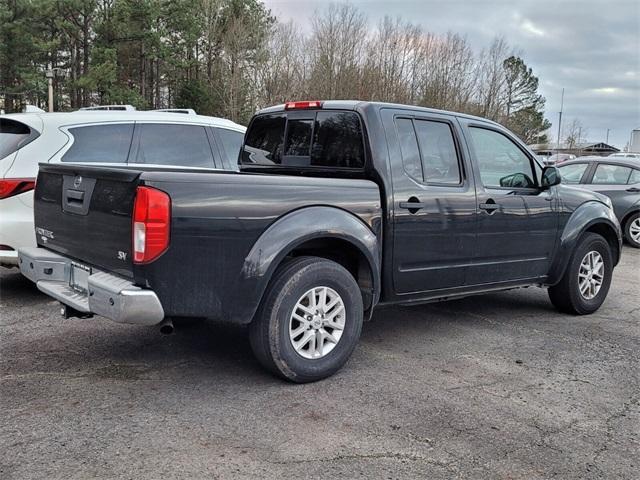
[0, 109, 245, 267]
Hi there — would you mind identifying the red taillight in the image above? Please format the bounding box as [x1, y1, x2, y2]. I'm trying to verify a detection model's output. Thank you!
[132, 186, 170, 264]
[284, 100, 323, 110]
[0, 178, 35, 199]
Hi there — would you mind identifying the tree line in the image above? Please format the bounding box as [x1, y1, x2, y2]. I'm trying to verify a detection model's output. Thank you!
[0, 0, 551, 143]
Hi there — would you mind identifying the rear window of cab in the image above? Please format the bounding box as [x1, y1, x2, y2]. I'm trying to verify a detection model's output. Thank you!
[241, 111, 365, 169]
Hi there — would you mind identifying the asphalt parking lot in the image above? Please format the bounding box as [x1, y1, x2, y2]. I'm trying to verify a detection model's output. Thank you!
[1, 248, 638, 480]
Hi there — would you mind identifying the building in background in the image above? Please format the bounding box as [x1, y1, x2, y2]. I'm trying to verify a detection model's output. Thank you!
[529, 142, 620, 157]
[630, 129, 640, 153]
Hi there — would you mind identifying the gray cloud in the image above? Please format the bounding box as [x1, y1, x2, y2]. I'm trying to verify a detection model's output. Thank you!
[264, 0, 640, 148]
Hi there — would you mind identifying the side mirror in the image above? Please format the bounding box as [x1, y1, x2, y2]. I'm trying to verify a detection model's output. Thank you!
[541, 166, 561, 189]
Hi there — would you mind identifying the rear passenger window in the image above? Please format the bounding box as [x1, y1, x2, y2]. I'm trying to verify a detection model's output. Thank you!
[629, 169, 640, 184]
[242, 111, 364, 169]
[0, 119, 37, 160]
[134, 124, 214, 167]
[396, 117, 461, 185]
[216, 128, 244, 168]
[396, 118, 422, 181]
[414, 120, 460, 184]
[591, 164, 632, 185]
[62, 124, 133, 163]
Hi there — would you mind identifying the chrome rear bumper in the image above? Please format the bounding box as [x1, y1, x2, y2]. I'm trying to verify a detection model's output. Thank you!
[18, 247, 164, 326]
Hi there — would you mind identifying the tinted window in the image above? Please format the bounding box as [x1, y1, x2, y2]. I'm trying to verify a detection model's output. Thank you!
[558, 163, 589, 184]
[0, 119, 35, 159]
[414, 119, 460, 184]
[310, 112, 364, 168]
[62, 124, 133, 163]
[396, 118, 422, 181]
[216, 128, 244, 168]
[242, 114, 285, 165]
[134, 124, 214, 167]
[591, 164, 632, 184]
[242, 111, 364, 169]
[469, 127, 535, 188]
[286, 119, 313, 156]
[629, 169, 640, 184]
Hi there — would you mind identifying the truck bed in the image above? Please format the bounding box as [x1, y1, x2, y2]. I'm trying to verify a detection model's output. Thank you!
[33, 163, 382, 322]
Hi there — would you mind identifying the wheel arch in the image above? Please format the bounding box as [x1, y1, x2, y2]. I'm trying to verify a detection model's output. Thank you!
[230, 206, 381, 324]
[548, 201, 622, 285]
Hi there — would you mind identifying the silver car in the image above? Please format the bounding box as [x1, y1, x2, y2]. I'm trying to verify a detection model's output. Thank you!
[558, 156, 640, 247]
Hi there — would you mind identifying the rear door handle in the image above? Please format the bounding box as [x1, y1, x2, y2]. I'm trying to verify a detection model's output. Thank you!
[399, 201, 427, 210]
[626, 187, 640, 193]
[479, 202, 500, 211]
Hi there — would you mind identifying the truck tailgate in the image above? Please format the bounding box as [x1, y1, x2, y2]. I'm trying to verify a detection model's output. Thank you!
[34, 164, 142, 278]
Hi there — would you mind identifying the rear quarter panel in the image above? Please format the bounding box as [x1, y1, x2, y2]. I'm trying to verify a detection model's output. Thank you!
[138, 171, 382, 323]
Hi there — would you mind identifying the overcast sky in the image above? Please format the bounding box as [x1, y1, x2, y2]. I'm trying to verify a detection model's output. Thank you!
[263, 0, 640, 149]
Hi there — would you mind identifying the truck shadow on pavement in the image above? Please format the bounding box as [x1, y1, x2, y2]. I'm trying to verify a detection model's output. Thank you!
[3, 259, 563, 386]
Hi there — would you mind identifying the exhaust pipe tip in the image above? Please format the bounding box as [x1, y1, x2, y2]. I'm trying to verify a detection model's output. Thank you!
[159, 318, 174, 335]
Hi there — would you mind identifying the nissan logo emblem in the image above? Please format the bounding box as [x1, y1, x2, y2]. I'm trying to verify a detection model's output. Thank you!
[73, 175, 82, 188]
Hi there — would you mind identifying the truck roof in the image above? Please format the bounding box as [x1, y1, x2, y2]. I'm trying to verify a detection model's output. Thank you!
[257, 100, 501, 127]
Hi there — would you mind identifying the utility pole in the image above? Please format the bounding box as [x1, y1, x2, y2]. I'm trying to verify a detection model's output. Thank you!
[46, 64, 54, 112]
[556, 88, 564, 152]
[606, 128, 611, 144]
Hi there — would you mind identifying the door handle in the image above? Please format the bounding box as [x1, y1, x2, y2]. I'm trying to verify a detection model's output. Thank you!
[399, 196, 426, 213]
[399, 201, 427, 209]
[626, 187, 640, 193]
[479, 201, 500, 213]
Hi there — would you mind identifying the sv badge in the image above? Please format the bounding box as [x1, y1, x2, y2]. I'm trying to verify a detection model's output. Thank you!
[117, 251, 128, 261]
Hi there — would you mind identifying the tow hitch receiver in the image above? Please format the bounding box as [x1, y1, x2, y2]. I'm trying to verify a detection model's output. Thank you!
[60, 303, 94, 320]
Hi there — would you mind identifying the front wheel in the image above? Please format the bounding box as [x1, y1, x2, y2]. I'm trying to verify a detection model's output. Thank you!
[548, 232, 613, 314]
[249, 256, 363, 383]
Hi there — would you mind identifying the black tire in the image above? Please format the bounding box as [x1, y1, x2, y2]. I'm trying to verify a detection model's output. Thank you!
[249, 256, 363, 383]
[623, 212, 640, 248]
[548, 232, 613, 315]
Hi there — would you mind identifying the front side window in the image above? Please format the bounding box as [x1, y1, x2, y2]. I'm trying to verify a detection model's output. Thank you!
[414, 119, 460, 184]
[629, 169, 640, 184]
[134, 124, 214, 168]
[591, 164, 633, 185]
[558, 163, 589, 184]
[242, 111, 364, 169]
[216, 128, 244, 167]
[469, 127, 535, 189]
[62, 123, 133, 163]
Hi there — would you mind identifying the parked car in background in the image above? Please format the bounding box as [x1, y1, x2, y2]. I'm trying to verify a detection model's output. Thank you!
[19, 101, 622, 382]
[545, 153, 576, 166]
[0, 109, 245, 267]
[558, 156, 640, 247]
[608, 152, 640, 160]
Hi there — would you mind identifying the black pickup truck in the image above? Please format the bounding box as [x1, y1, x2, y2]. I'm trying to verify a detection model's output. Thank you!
[19, 101, 622, 382]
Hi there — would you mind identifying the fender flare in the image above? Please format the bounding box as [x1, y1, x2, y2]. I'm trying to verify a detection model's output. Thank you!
[227, 206, 381, 324]
[547, 201, 622, 285]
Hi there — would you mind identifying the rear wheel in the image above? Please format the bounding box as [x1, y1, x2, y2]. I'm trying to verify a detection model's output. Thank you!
[548, 232, 613, 314]
[624, 212, 640, 248]
[249, 256, 363, 383]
